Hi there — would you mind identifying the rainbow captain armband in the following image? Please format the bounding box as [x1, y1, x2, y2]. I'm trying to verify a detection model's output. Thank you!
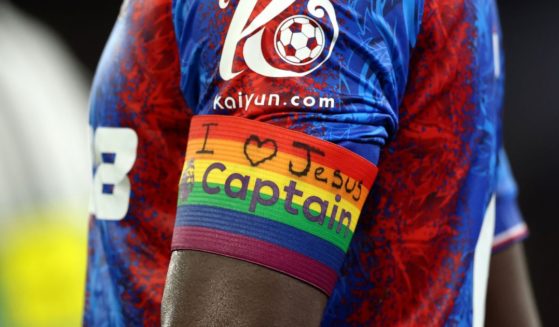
[172, 115, 378, 294]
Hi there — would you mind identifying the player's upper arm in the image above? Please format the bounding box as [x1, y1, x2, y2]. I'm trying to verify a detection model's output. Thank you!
[164, 0, 425, 323]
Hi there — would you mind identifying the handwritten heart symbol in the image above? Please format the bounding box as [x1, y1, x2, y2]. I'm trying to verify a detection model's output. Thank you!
[243, 135, 278, 167]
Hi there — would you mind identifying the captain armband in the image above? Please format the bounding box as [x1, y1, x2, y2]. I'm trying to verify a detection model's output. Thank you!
[172, 115, 378, 294]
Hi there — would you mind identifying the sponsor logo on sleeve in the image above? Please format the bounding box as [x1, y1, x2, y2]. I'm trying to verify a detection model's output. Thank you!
[218, 0, 339, 80]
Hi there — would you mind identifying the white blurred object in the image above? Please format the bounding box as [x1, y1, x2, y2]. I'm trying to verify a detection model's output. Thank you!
[0, 1, 90, 227]
[0, 3, 91, 326]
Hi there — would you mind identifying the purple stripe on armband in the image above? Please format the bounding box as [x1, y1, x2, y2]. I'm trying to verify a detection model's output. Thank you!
[173, 226, 339, 294]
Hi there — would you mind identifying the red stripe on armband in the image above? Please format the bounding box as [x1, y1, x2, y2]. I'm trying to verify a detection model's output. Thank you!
[172, 115, 378, 294]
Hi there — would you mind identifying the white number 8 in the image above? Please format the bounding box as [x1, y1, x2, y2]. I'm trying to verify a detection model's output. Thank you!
[90, 127, 138, 221]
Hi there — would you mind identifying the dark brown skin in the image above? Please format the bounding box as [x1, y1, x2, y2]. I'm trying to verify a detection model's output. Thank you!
[162, 243, 539, 326]
[485, 243, 541, 327]
[161, 251, 327, 327]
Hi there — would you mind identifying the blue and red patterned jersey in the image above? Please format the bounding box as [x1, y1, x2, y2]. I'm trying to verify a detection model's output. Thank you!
[85, 0, 528, 325]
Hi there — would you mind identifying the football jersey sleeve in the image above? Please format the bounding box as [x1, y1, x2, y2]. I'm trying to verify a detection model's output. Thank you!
[493, 149, 529, 252]
[171, 0, 424, 165]
[170, 0, 425, 294]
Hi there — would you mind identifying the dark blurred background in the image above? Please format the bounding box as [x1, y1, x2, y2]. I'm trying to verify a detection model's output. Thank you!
[8, 0, 559, 325]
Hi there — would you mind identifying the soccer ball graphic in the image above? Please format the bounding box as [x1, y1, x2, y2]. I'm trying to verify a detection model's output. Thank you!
[274, 15, 325, 66]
